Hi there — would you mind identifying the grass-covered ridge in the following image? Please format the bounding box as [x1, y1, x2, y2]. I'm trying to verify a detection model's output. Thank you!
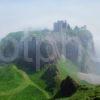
[0, 60, 100, 100]
[0, 64, 50, 100]
[56, 57, 78, 81]
[55, 58, 100, 100]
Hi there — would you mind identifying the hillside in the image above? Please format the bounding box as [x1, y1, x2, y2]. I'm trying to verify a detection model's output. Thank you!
[0, 62, 79, 100]
[54, 58, 100, 99]
[0, 61, 100, 100]
[0, 65, 50, 100]
[0, 22, 99, 100]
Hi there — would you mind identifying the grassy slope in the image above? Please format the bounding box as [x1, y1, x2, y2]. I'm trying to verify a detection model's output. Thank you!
[0, 65, 50, 100]
[29, 65, 56, 95]
[29, 57, 79, 90]
[0, 59, 100, 100]
[56, 58, 100, 100]
[28, 57, 80, 98]
[29, 67, 48, 91]
[60, 85, 100, 100]
[56, 57, 79, 83]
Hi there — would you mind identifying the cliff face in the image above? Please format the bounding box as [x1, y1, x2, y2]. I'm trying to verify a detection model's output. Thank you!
[76, 28, 95, 73]
[44, 26, 95, 73]
[0, 25, 95, 73]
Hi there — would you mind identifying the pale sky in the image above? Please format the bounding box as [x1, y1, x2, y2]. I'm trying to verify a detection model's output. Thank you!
[0, 0, 100, 44]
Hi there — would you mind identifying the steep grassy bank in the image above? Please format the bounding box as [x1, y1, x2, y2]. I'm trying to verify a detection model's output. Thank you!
[0, 60, 99, 100]
[0, 65, 50, 100]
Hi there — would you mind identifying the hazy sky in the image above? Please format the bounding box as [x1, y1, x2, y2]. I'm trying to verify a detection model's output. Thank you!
[0, 0, 100, 42]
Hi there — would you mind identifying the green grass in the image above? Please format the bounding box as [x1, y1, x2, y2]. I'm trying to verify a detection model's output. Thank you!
[0, 65, 50, 100]
[29, 67, 47, 90]
[29, 65, 56, 95]
[55, 58, 100, 100]
[0, 65, 24, 93]
[59, 85, 100, 100]
[9, 85, 48, 100]
[0, 61, 99, 100]
[56, 57, 79, 82]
